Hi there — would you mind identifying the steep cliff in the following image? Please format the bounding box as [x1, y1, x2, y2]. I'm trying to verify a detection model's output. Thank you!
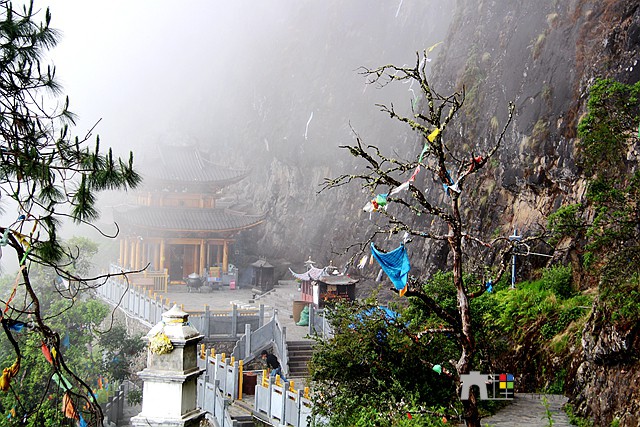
[430, 2, 640, 425]
[222, 1, 639, 424]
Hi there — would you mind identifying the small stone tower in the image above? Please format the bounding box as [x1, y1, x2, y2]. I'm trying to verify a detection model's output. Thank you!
[131, 305, 205, 427]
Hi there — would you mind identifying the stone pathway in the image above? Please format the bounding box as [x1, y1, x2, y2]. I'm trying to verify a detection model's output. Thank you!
[481, 394, 571, 426]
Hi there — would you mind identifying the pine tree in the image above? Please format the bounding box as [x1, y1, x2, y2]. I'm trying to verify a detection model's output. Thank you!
[0, 2, 140, 425]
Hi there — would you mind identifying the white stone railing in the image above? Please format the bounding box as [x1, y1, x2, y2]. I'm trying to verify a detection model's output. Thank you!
[254, 374, 312, 427]
[97, 275, 265, 336]
[197, 351, 313, 427]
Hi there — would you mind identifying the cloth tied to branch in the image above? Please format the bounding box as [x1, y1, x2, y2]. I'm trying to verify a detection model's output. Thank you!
[0, 360, 20, 391]
[370, 242, 410, 296]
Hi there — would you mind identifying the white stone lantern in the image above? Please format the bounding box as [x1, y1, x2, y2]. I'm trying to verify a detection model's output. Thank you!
[131, 305, 205, 427]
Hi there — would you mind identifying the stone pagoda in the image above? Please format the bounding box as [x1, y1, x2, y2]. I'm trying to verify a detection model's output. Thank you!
[131, 305, 205, 427]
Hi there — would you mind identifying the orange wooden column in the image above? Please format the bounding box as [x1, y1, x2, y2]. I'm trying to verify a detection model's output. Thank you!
[159, 239, 166, 270]
[222, 241, 228, 273]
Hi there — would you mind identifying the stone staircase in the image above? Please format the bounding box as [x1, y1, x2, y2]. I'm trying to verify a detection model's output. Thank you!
[287, 340, 314, 378]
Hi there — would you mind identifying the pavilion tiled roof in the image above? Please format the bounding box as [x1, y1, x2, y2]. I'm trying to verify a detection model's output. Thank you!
[142, 145, 249, 184]
[289, 267, 358, 285]
[114, 206, 264, 232]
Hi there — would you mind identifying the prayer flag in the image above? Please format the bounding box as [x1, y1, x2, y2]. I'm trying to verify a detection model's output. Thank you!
[370, 243, 410, 296]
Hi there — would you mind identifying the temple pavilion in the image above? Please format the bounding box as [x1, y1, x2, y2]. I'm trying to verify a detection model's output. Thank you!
[113, 144, 264, 285]
[290, 260, 358, 308]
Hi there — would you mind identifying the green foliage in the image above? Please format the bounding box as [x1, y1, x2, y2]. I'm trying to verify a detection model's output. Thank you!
[98, 324, 144, 381]
[598, 248, 640, 324]
[577, 78, 640, 175]
[541, 396, 554, 427]
[127, 388, 142, 406]
[0, 299, 96, 424]
[484, 266, 591, 342]
[540, 265, 574, 299]
[0, 2, 142, 424]
[0, 0, 141, 263]
[309, 299, 459, 425]
[544, 368, 566, 394]
[0, 298, 142, 425]
[63, 236, 99, 276]
[564, 403, 595, 427]
[550, 78, 639, 276]
[547, 204, 583, 241]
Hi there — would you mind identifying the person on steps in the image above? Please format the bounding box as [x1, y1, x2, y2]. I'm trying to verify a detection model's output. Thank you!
[261, 350, 287, 382]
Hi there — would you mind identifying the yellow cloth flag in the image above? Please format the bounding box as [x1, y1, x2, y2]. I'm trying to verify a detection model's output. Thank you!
[427, 128, 440, 142]
[0, 360, 20, 392]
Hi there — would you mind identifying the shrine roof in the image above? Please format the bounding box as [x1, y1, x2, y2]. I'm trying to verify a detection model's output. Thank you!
[141, 145, 249, 184]
[251, 259, 273, 268]
[114, 206, 264, 232]
[289, 267, 358, 285]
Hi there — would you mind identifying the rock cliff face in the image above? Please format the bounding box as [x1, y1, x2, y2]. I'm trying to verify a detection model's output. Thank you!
[573, 304, 640, 426]
[223, 1, 639, 424]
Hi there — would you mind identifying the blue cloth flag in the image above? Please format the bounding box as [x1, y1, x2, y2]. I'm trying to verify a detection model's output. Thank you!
[370, 242, 410, 296]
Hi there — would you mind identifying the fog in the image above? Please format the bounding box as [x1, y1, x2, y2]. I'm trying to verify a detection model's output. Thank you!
[2, 1, 457, 273]
[43, 1, 455, 163]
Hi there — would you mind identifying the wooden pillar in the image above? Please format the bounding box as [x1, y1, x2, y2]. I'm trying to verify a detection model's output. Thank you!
[142, 241, 148, 269]
[192, 245, 198, 275]
[222, 241, 228, 273]
[159, 239, 166, 271]
[135, 238, 142, 270]
[216, 244, 221, 265]
[199, 240, 205, 276]
[154, 242, 160, 272]
[119, 239, 126, 267]
[129, 239, 136, 270]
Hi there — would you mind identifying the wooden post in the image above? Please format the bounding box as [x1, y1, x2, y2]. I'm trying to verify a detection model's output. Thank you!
[134, 238, 141, 270]
[119, 239, 125, 267]
[199, 239, 205, 276]
[222, 241, 229, 274]
[129, 239, 135, 270]
[122, 238, 129, 269]
[159, 239, 166, 271]
[153, 242, 160, 272]
[238, 360, 244, 400]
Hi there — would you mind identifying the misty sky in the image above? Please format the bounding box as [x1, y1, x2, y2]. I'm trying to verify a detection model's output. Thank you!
[1, 1, 455, 273]
[42, 1, 453, 160]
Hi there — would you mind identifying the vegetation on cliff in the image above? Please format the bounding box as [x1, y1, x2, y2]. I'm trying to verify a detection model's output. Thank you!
[309, 68, 639, 426]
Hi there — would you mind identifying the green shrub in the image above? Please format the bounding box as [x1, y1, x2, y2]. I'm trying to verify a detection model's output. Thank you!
[541, 265, 574, 299]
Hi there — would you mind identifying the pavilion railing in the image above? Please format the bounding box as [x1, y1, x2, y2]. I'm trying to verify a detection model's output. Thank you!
[97, 274, 265, 335]
[109, 263, 168, 293]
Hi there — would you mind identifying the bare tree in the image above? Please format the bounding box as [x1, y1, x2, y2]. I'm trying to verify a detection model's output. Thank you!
[322, 50, 518, 426]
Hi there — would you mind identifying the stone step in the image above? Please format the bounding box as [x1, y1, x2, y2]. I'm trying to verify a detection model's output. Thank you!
[286, 340, 314, 378]
[287, 341, 314, 348]
[288, 349, 313, 356]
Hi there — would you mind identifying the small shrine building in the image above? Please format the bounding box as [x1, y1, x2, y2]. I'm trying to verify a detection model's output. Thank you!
[290, 260, 358, 308]
[114, 144, 264, 284]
